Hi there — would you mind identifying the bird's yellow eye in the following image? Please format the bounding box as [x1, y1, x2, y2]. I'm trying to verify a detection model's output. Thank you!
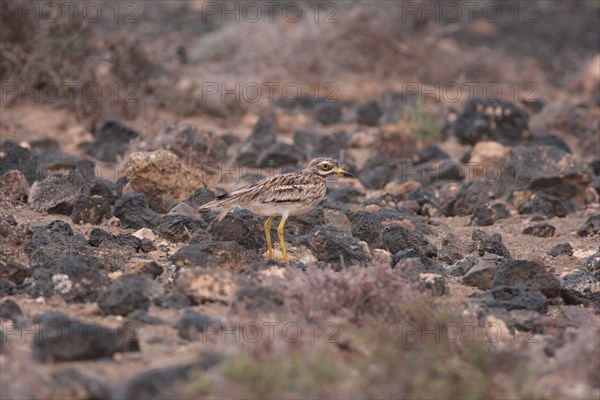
[321, 163, 332, 171]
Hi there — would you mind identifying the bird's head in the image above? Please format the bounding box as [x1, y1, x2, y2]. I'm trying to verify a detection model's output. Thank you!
[306, 157, 352, 178]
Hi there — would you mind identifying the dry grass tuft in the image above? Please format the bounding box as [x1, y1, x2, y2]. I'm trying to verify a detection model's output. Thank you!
[178, 265, 538, 399]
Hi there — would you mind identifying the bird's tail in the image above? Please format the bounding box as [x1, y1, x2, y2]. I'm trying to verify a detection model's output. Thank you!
[197, 194, 231, 221]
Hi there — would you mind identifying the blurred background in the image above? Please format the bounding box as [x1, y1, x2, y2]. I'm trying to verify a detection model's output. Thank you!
[1, 1, 598, 156]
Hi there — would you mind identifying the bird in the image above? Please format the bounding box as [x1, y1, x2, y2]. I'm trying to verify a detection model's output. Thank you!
[198, 157, 352, 262]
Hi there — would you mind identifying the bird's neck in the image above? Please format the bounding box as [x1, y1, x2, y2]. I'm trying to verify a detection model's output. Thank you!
[304, 171, 327, 181]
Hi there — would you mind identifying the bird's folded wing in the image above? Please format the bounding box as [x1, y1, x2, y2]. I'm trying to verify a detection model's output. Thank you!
[258, 184, 316, 203]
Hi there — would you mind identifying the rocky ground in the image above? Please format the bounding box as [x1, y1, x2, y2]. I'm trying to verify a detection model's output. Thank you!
[1, 93, 599, 399]
[1, 1, 600, 399]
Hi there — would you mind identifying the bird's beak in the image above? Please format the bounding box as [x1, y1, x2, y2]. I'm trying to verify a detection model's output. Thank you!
[336, 168, 352, 177]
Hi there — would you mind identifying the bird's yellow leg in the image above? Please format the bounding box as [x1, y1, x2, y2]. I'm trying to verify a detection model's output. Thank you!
[264, 216, 274, 260]
[277, 215, 288, 263]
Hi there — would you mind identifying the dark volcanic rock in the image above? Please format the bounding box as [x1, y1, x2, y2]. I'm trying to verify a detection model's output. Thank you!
[88, 119, 139, 162]
[560, 269, 600, 307]
[324, 186, 362, 208]
[307, 225, 371, 268]
[393, 251, 445, 276]
[480, 240, 510, 259]
[472, 231, 511, 259]
[358, 156, 398, 189]
[0, 260, 29, 284]
[477, 236, 511, 258]
[356, 101, 382, 126]
[185, 188, 216, 209]
[294, 130, 349, 159]
[0, 140, 95, 185]
[502, 145, 591, 201]
[381, 224, 437, 257]
[413, 145, 450, 165]
[469, 203, 510, 226]
[175, 310, 223, 340]
[0, 279, 16, 297]
[438, 233, 464, 265]
[88, 228, 143, 250]
[448, 255, 475, 277]
[0, 141, 31, 178]
[87, 227, 154, 264]
[591, 176, 600, 196]
[32, 310, 71, 325]
[24, 139, 57, 152]
[376, 206, 420, 223]
[590, 157, 600, 176]
[29, 255, 110, 302]
[517, 192, 568, 218]
[168, 202, 205, 219]
[158, 214, 206, 243]
[406, 187, 440, 216]
[233, 284, 285, 316]
[415, 159, 464, 184]
[98, 275, 159, 316]
[206, 209, 265, 251]
[547, 243, 574, 257]
[171, 242, 245, 271]
[470, 204, 497, 226]
[350, 211, 383, 247]
[188, 229, 208, 245]
[113, 192, 161, 229]
[236, 116, 277, 165]
[25, 221, 90, 265]
[283, 208, 325, 237]
[28, 170, 90, 214]
[140, 239, 156, 253]
[577, 214, 600, 237]
[48, 368, 111, 400]
[163, 124, 229, 167]
[476, 286, 549, 313]
[0, 170, 29, 202]
[33, 312, 139, 362]
[491, 203, 511, 219]
[520, 99, 545, 114]
[508, 309, 544, 333]
[582, 249, 600, 278]
[315, 103, 342, 125]
[493, 260, 560, 298]
[256, 141, 306, 168]
[0, 217, 19, 255]
[128, 259, 163, 279]
[462, 257, 499, 290]
[143, 305, 179, 325]
[447, 98, 529, 145]
[35, 151, 96, 182]
[522, 223, 556, 237]
[471, 229, 493, 242]
[526, 134, 571, 153]
[71, 195, 112, 224]
[450, 180, 494, 216]
[111, 352, 223, 400]
[156, 290, 192, 309]
[90, 178, 121, 204]
[0, 299, 23, 323]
